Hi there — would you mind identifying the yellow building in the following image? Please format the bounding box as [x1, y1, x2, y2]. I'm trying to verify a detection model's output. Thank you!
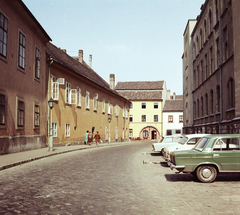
[116, 81, 168, 140]
[46, 43, 130, 146]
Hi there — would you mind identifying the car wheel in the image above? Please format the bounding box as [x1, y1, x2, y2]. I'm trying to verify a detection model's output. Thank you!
[196, 165, 217, 183]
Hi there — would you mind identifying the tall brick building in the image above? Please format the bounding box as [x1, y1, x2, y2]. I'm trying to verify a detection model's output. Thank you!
[183, 0, 240, 134]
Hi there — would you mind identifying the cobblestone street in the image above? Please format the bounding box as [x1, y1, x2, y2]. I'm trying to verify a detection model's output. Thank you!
[0, 141, 240, 214]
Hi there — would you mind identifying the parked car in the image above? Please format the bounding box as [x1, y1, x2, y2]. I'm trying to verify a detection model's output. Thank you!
[152, 135, 183, 154]
[169, 134, 240, 183]
[162, 134, 208, 165]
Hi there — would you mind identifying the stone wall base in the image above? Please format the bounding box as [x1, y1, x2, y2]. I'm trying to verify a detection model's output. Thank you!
[0, 135, 47, 155]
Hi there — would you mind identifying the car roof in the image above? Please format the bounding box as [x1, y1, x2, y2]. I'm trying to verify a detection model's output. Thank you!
[182, 134, 210, 138]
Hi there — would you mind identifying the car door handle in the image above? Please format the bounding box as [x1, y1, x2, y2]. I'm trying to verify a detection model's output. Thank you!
[213, 154, 219, 157]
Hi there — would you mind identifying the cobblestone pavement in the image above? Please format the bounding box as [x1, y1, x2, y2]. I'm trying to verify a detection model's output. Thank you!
[0, 142, 240, 214]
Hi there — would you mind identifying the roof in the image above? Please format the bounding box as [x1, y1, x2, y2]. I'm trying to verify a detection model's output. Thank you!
[9, 0, 51, 43]
[117, 91, 163, 101]
[115, 81, 164, 90]
[163, 100, 183, 112]
[46, 42, 129, 102]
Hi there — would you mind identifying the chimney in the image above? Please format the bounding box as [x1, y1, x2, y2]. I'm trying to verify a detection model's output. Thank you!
[110, 74, 115, 90]
[173, 92, 176, 100]
[62, 49, 67, 53]
[167, 90, 171, 100]
[89, 54, 92, 68]
[78, 50, 83, 63]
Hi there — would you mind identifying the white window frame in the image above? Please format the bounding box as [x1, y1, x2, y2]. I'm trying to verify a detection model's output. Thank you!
[86, 91, 90, 109]
[102, 98, 105, 113]
[153, 103, 159, 109]
[141, 114, 146, 122]
[52, 122, 57, 137]
[52, 82, 59, 101]
[129, 114, 133, 122]
[77, 87, 81, 107]
[65, 123, 70, 137]
[115, 103, 119, 116]
[129, 129, 133, 137]
[94, 93, 98, 111]
[141, 102, 146, 109]
[71, 89, 77, 104]
[130, 103, 133, 109]
[66, 82, 71, 104]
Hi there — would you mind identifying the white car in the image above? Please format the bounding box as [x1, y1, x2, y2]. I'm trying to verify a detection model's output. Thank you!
[162, 134, 209, 165]
[152, 135, 183, 154]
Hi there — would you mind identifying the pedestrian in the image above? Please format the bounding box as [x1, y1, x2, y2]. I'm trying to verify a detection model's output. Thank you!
[84, 131, 89, 145]
[94, 131, 101, 146]
[88, 131, 93, 145]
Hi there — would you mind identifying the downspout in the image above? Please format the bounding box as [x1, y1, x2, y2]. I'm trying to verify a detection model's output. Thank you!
[218, 0, 223, 133]
[47, 57, 53, 139]
[191, 34, 195, 134]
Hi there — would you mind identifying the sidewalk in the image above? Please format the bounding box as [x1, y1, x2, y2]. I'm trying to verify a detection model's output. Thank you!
[0, 141, 132, 171]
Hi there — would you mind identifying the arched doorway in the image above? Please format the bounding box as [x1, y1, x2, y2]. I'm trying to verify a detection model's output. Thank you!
[140, 126, 160, 140]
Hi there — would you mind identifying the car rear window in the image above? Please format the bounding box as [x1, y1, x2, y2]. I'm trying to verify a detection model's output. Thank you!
[194, 137, 209, 151]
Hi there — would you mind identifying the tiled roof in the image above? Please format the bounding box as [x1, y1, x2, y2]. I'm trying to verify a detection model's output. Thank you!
[117, 91, 163, 101]
[46, 43, 126, 100]
[163, 100, 183, 112]
[115, 81, 164, 90]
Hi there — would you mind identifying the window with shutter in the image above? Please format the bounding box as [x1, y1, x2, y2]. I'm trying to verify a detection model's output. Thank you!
[70, 89, 77, 104]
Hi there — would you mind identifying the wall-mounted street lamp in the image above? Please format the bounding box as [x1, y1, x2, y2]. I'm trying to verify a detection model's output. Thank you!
[108, 117, 111, 143]
[48, 98, 55, 151]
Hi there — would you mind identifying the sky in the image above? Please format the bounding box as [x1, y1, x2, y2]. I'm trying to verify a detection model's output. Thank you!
[23, 0, 204, 95]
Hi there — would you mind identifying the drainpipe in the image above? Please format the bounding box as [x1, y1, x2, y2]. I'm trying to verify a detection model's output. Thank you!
[48, 57, 54, 149]
[218, 0, 223, 134]
[191, 33, 195, 134]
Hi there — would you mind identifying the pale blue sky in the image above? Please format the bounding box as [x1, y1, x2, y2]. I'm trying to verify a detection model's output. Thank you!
[23, 0, 204, 95]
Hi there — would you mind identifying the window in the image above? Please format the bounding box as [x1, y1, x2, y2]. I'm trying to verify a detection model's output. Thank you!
[86, 91, 90, 109]
[0, 94, 5, 125]
[205, 94, 208, 115]
[77, 87, 81, 107]
[228, 78, 235, 109]
[115, 103, 119, 116]
[18, 32, 26, 69]
[167, 130, 172, 135]
[65, 123, 70, 137]
[102, 98, 105, 113]
[35, 48, 40, 79]
[17, 99, 24, 127]
[130, 114, 133, 122]
[34, 104, 40, 127]
[130, 103, 133, 109]
[210, 90, 213, 114]
[66, 82, 71, 104]
[168, 115, 173, 123]
[154, 115, 158, 122]
[52, 82, 59, 101]
[141, 115, 146, 122]
[0, 12, 8, 58]
[216, 85, 220, 112]
[179, 115, 183, 123]
[94, 93, 98, 111]
[141, 103, 146, 109]
[52, 122, 57, 137]
[176, 130, 181, 134]
[153, 103, 158, 109]
[129, 129, 133, 137]
[108, 100, 111, 114]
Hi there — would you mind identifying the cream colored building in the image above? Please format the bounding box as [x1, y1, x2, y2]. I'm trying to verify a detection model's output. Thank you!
[116, 81, 168, 140]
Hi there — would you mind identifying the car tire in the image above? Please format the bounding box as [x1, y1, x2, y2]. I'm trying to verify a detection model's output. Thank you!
[196, 165, 217, 183]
